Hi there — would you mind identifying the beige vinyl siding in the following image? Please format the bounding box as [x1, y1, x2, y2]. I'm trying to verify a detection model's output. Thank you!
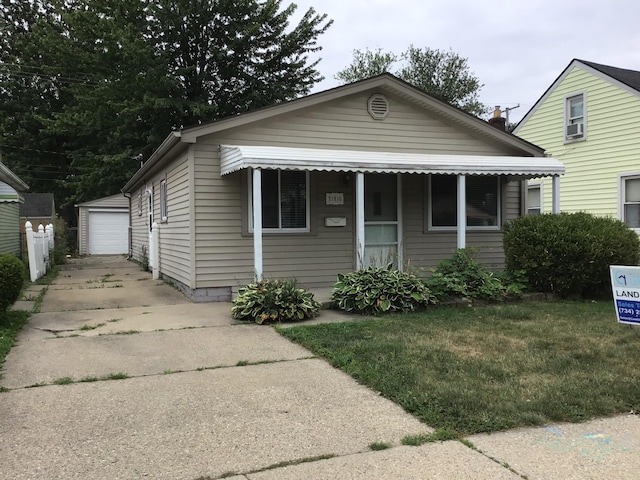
[192, 91, 528, 289]
[402, 176, 519, 272]
[517, 66, 640, 217]
[211, 92, 518, 155]
[0, 203, 20, 256]
[130, 186, 148, 264]
[155, 155, 191, 287]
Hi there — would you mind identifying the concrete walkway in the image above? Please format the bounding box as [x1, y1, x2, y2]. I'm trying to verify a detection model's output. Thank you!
[1, 256, 639, 479]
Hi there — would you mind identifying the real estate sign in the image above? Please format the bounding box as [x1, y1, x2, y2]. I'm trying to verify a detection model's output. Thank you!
[610, 265, 640, 325]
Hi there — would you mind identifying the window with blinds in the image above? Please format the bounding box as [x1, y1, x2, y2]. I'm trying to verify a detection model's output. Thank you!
[429, 175, 500, 229]
[254, 169, 309, 231]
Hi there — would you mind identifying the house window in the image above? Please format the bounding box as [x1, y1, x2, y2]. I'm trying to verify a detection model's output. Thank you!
[429, 175, 500, 229]
[565, 93, 585, 141]
[621, 175, 640, 229]
[160, 179, 167, 222]
[251, 169, 309, 231]
[137, 192, 142, 216]
[527, 183, 541, 215]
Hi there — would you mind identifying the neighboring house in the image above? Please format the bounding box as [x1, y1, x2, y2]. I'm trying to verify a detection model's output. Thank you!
[19, 192, 56, 231]
[122, 74, 564, 301]
[19, 192, 56, 258]
[514, 59, 640, 229]
[0, 160, 29, 256]
[77, 194, 129, 255]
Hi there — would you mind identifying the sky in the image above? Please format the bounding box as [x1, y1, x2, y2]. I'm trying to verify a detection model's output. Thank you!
[291, 0, 640, 124]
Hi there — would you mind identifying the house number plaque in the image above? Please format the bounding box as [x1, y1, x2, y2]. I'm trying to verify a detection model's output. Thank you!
[326, 193, 344, 205]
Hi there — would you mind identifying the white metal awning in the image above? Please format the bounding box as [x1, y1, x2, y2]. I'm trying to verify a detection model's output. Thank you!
[220, 145, 565, 178]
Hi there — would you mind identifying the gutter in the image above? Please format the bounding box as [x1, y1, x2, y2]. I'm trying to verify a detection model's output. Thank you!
[121, 131, 184, 193]
[0, 161, 29, 192]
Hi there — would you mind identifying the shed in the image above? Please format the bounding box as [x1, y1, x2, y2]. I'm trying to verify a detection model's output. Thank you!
[77, 194, 129, 255]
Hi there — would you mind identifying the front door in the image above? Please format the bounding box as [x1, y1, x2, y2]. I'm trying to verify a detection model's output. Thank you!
[364, 173, 400, 269]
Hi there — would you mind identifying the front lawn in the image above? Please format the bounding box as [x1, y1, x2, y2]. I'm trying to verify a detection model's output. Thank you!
[278, 301, 640, 436]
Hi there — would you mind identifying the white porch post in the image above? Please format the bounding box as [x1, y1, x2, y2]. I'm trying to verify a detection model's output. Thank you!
[396, 173, 403, 270]
[457, 174, 466, 249]
[252, 168, 263, 280]
[552, 175, 561, 214]
[356, 172, 365, 270]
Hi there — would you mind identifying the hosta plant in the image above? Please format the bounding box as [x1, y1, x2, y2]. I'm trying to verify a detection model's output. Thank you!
[231, 278, 321, 324]
[331, 264, 435, 314]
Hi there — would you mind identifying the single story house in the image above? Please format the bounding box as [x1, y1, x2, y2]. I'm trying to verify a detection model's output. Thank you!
[122, 74, 564, 301]
[0, 160, 29, 256]
[76, 194, 130, 255]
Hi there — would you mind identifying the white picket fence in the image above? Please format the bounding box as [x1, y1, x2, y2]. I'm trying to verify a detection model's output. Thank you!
[25, 221, 54, 282]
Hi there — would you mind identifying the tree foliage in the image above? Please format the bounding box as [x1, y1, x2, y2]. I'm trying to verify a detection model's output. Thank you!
[336, 46, 487, 116]
[0, 0, 332, 222]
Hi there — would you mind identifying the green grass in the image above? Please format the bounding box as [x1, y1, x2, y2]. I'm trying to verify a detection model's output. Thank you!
[369, 441, 392, 450]
[0, 310, 30, 376]
[80, 323, 105, 331]
[278, 300, 640, 436]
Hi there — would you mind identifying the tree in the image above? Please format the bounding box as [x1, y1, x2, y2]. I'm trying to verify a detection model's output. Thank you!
[0, 0, 332, 223]
[335, 46, 487, 117]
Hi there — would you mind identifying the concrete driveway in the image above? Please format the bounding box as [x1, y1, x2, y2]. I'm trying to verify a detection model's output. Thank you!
[1, 256, 639, 479]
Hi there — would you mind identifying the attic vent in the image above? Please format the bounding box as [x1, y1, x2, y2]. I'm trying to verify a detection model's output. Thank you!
[368, 94, 389, 120]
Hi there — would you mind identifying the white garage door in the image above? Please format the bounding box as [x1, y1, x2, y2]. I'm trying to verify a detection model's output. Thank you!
[88, 210, 129, 255]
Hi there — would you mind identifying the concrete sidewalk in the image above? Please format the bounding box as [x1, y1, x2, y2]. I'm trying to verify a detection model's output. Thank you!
[1, 256, 639, 479]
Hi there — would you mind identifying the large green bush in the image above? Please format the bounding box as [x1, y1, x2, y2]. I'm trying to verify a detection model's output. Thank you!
[231, 278, 320, 324]
[425, 248, 518, 302]
[331, 264, 435, 314]
[0, 254, 26, 312]
[503, 212, 640, 298]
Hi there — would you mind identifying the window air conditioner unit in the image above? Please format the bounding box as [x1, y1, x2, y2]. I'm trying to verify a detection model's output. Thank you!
[566, 123, 583, 137]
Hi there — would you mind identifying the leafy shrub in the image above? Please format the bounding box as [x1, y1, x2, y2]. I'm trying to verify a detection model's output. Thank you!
[52, 218, 69, 265]
[231, 278, 320, 324]
[0, 254, 26, 312]
[503, 212, 640, 299]
[331, 264, 435, 314]
[425, 248, 514, 302]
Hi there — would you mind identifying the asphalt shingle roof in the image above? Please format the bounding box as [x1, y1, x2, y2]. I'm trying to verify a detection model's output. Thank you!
[19, 192, 55, 218]
[579, 59, 640, 93]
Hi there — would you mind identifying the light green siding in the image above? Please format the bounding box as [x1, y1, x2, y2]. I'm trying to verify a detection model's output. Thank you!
[0, 203, 20, 256]
[517, 65, 640, 217]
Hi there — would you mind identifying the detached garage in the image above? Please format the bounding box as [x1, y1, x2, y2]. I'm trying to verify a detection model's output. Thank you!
[77, 194, 129, 255]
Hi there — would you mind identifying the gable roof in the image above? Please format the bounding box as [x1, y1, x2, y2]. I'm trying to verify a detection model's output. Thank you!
[19, 193, 55, 218]
[579, 60, 640, 92]
[124, 74, 551, 192]
[514, 59, 640, 132]
[76, 193, 128, 209]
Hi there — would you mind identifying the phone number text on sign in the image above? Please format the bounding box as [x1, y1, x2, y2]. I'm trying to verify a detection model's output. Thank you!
[610, 265, 640, 325]
[615, 300, 640, 323]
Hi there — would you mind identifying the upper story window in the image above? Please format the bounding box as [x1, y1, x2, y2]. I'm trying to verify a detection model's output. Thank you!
[621, 174, 640, 229]
[428, 175, 500, 230]
[250, 169, 309, 232]
[565, 93, 585, 142]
